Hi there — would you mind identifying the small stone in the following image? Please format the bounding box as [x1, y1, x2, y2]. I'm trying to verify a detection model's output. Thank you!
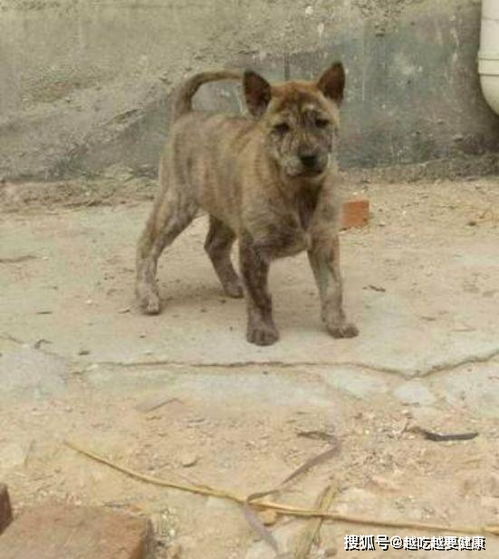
[258, 509, 278, 526]
[180, 453, 198, 468]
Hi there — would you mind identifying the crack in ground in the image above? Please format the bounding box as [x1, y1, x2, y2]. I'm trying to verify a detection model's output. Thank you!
[0, 333, 68, 362]
[3, 332, 499, 380]
[94, 358, 409, 377]
[419, 347, 499, 377]
[89, 346, 499, 379]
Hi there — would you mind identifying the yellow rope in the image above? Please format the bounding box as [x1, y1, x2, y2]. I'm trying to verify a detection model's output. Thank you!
[65, 440, 499, 537]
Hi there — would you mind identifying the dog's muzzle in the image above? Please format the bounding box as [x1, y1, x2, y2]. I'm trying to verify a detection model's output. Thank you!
[297, 152, 329, 177]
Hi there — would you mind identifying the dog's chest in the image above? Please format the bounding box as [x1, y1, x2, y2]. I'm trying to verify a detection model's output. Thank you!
[297, 186, 321, 230]
[248, 187, 320, 259]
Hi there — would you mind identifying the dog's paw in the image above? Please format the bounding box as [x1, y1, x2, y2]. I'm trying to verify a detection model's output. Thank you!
[143, 297, 161, 315]
[224, 280, 244, 299]
[327, 322, 359, 339]
[247, 322, 279, 346]
[136, 291, 161, 315]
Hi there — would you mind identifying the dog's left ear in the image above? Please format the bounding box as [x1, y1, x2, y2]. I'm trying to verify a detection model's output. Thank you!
[317, 62, 345, 105]
[243, 70, 272, 117]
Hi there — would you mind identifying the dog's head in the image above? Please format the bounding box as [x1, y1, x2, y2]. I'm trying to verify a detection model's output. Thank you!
[243, 63, 345, 179]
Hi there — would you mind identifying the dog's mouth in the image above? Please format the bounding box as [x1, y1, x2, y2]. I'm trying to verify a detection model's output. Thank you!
[285, 166, 327, 180]
[280, 154, 330, 179]
[296, 153, 330, 178]
[299, 166, 327, 178]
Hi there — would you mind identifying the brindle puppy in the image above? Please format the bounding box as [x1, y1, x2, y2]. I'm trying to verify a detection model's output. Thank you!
[136, 64, 358, 346]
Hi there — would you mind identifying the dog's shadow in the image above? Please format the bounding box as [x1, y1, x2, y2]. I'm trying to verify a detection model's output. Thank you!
[155, 279, 242, 313]
[149, 275, 322, 335]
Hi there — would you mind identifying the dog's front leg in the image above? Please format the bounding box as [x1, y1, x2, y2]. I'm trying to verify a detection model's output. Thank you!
[308, 233, 358, 338]
[239, 235, 279, 346]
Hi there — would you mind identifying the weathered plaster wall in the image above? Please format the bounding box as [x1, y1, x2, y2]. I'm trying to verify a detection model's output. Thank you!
[0, 0, 498, 180]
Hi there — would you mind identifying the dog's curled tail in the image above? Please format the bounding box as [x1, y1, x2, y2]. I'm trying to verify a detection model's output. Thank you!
[172, 70, 242, 121]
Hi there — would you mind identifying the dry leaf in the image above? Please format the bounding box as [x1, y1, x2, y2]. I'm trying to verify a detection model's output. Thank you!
[248, 440, 339, 506]
[135, 395, 180, 413]
[409, 426, 478, 442]
[283, 442, 340, 485]
[0, 254, 37, 264]
[297, 430, 335, 442]
[294, 484, 337, 559]
[242, 502, 280, 553]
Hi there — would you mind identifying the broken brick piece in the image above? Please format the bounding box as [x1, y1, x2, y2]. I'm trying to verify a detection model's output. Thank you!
[341, 198, 370, 229]
[0, 484, 13, 535]
[0, 504, 154, 559]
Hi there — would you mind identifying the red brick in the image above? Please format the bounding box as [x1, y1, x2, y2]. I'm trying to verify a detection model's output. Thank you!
[0, 504, 154, 559]
[0, 484, 12, 535]
[341, 198, 370, 229]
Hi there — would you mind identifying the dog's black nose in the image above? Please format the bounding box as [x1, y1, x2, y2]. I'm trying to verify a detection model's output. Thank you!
[300, 154, 318, 169]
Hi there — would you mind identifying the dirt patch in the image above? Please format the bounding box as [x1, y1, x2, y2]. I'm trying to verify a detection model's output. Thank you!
[1, 372, 498, 558]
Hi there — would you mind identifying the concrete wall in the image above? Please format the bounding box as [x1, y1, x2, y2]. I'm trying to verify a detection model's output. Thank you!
[0, 0, 498, 180]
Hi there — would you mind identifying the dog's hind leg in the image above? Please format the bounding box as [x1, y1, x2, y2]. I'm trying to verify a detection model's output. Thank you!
[136, 183, 198, 315]
[204, 215, 243, 298]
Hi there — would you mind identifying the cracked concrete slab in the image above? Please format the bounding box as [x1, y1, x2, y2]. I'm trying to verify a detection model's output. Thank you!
[85, 364, 336, 410]
[0, 340, 68, 401]
[439, 361, 499, 419]
[393, 379, 437, 406]
[1, 181, 498, 380]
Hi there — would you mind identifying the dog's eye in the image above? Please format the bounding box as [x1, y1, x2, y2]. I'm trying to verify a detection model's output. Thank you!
[273, 123, 290, 134]
[315, 118, 330, 128]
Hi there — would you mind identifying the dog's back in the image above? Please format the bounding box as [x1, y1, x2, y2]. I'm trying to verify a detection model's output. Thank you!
[164, 72, 263, 231]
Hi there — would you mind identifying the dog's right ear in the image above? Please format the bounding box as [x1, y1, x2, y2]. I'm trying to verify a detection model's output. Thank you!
[243, 70, 272, 117]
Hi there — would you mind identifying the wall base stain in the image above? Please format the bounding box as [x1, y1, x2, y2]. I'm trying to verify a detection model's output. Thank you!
[0, 0, 497, 181]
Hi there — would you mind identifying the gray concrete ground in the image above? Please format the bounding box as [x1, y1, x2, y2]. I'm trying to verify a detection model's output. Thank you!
[1, 176, 498, 558]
